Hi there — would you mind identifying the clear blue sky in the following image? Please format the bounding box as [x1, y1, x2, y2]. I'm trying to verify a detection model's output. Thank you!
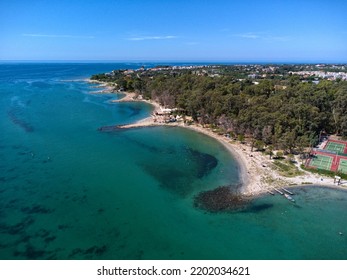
[1, 0, 346, 62]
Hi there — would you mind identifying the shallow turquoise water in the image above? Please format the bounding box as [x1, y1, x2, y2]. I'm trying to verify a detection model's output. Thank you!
[0, 63, 346, 259]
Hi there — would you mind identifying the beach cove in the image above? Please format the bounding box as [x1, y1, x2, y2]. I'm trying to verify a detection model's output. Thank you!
[0, 63, 347, 260]
[92, 84, 347, 197]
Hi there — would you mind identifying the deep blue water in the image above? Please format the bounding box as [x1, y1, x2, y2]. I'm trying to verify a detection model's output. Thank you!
[0, 63, 346, 260]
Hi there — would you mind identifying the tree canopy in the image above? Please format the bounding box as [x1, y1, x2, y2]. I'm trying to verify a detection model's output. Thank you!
[91, 65, 347, 152]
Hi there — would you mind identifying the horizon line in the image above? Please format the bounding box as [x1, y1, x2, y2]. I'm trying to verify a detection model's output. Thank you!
[1, 59, 347, 64]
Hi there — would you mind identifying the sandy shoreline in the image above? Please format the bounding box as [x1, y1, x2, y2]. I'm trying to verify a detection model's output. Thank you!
[87, 78, 162, 112]
[90, 85, 347, 196]
[85, 78, 116, 94]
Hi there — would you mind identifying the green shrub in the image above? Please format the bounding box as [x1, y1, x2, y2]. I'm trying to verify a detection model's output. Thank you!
[301, 165, 347, 180]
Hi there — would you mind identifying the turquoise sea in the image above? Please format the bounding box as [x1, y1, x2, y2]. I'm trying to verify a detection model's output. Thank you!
[0, 63, 346, 260]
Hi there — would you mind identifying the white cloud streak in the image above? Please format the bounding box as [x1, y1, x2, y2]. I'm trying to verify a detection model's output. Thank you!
[240, 33, 261, 39]
[236, 32, 262, 39]
[127, 35, 178, 41]
[235, 32, 290, 41]
[22, 34, 95, 39]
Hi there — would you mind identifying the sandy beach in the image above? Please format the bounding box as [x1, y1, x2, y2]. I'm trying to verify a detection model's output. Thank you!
[86, 79, 163, 112]
[93, 88, 347, 196]
[161, 122, 346, 196]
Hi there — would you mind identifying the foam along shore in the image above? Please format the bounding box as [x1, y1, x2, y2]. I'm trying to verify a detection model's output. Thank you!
[85, 78, 116, 94]
[94, 87, 347, 196]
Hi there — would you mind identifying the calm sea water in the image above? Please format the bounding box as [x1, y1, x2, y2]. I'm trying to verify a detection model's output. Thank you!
[0, 63, 346, 260]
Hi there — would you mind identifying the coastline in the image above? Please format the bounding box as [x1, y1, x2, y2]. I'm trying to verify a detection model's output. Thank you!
[85, 78, 116, 94]
[92, 87, 347, 196]
[87, 78, 163, 112]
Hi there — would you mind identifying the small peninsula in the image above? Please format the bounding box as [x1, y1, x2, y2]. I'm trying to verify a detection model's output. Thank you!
[89, 64, 347, 199]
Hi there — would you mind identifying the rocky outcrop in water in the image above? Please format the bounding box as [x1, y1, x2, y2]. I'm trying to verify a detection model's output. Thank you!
[194, 185, 251, 212]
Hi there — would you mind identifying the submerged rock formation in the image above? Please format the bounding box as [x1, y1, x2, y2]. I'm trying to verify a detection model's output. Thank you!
[194, 185, 251, 212]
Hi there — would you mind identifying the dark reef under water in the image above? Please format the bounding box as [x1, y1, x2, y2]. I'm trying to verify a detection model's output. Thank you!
[194, 185, 252, 212]
[139, 147, 218, 197]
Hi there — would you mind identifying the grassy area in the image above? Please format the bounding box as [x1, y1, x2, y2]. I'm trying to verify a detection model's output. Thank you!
[271, 160, 304, 177]
[301, 165, 347, 180]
